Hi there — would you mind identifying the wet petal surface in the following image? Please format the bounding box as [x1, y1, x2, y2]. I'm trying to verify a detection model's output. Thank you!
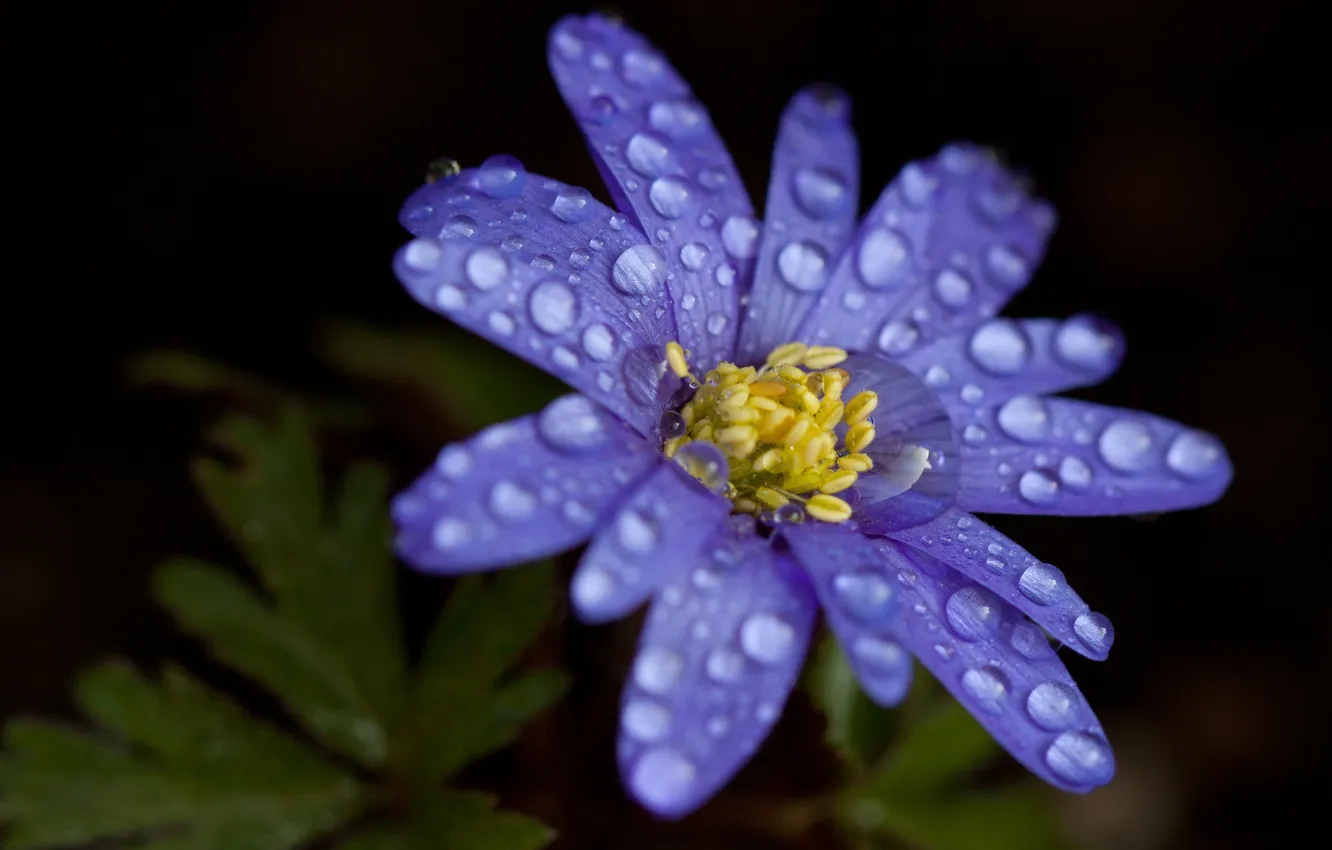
[617, 519, 816, 819]
[572, 463, 731, 623]
[798, 143, 1055, 358]
[392, 398, 658, 572]
[735, 85, 860, 364]
[952, 397, 1232, 515]
[547, 14, 756, 369]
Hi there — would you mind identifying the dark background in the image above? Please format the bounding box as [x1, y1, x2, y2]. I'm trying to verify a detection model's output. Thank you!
[5, 0, 1328, 847]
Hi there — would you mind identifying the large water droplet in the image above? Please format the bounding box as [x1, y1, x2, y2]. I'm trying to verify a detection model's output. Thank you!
[633, 647, 684, 694]
[720, 216, 759, 259]
[538, 395, 608, 453]
[776, 241, 830, 292]
[1018, 470, 1060, 505]
[679, 241, 709, 271]
[649, 176, 693, 219]
[969, 319, 1031, 375]
[1054, 315, 1119, 372]
[856, 228, 910, 289]
[671, 442, 729, 495]
[620, 48, 665, 86]
[792, 166, 850, 219]
[1165, 430, 1224, 479]
[432, 516, 471, 549]
[489, 480, 537, 521]
[706, 312, 729, 335]
[1073, 612, 1114, 655]
[983, 244, 1031, 290]
[617, 507, 659, 553]
[1017, 563, 1067, 605]
[1098, 419, 1154, 472]
[932, 269, 973, 310]
[626, 132, 676, 177]
[402, 238, 442, 272]
[899, 162, 938, 207]
[445, 214, 478, 238]
[960, 666, 1009, 714]
[1045, 732, 1114, 787]
[433, 283, 466, 311]
[580, 323, 617, 363]
[572, 566, 614, 609]
[612, 245, 670, 295]
[582, 94, 618, 125]
[527, 281, 579, 334]
[477, 153, 526, 199]
[996, 396, 1051, 442]
[706, 648, 744, 682]
[877, 319, 918, 355]
[435, 445, 472, 479]
[1058, 456, 1093, 489]
[463, 246, 508, 291]
[851, 636, 909, 675]
[623, 699, 671, 742]
[740, 613, 796, 664]
[1026, 682, 1079, 731]
[714, 264, 736, 287]
[944, 586, 1002, 641]
[1010, 621, 1054, 659]
[551, 186, 594, 223]
[648, 99, 706, 141]
[487, 310, 515, 336]
[630, 747, 697, 812]
[622, 346, 670, 406]
[832, 571, 899, 623]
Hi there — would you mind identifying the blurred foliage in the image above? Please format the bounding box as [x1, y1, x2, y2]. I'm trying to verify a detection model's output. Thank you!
[0, 409, 562, 850]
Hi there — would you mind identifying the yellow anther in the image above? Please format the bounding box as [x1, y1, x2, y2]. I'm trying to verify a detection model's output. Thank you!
[755, 448, 785, 472]
[799, 389, 822, 413]
[734, 497, 759, 515]
[757, 406, 795, 440]
[748, 380, 788, 398]
[799, 433, 823, 467]
[723, 405, 760, 424]
[820, 371, 846, 401]
[845, 390, 879, 425]
[681, 402, 697, 427]
[718, 388, 750, 409]
[665, 342, 690, 378]
[717, 361, 739, 375]
[766, 342, 808, 367]
[691, 421, 714, 443]
[819, 469, 859, 494]
[663, 436, 690, 458]
[716, 425, 758, 458]
[846, 421, 876, 454]
[804, 345, 848, 370]
[807, 494, 853, 523]
[748, 396, 779, 411]
[815, 399, 844, 430]
[839, 452, 873, 472]
[778, 364, 807, 384]
[784, 471, 824, 494]
[755, 487, 789, 509]
[782, 417, 812, 448]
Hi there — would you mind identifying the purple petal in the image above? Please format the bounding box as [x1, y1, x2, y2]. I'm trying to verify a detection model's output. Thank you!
[786, 524, 1115, 793]
[392, 397, 659, 573]
[394, 167, 684, 435]
[798, 143, 1055, 357]
[735, 85, 860, 364]
[617, 520, 817, 819]
[571, 463, 731, 623]
[897, 314, 1124, 416]
[885, 508, 1113, 661]
[954, 397, 1232, 515]
[547, 14, 756, 368]
[781, 523, 913, 706]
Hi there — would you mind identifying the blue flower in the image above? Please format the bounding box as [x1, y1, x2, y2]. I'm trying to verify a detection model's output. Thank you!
[388, 12, 1231, 819]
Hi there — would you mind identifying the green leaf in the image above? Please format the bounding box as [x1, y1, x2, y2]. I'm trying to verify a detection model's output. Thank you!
[805, 634, 899, 769]
[318, 320, 565, 432]
[153, 559, 389, 767]
[0, 663, 363, 850]
[184, 410, 406, 762]
[847, 784, 1069, 850]
[395, 566, 565, 781]
[340, 790, 552, 850]
[862, 697, 1000, 801]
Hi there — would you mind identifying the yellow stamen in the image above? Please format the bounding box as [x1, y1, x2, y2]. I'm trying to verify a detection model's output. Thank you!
[846, 422, 876, 454]
[754, 487, 789, 509]
[807, 494, 853, 523]
[819, 469, 859, 494]
[765, 342, 808, 367]
[803, 345, 848, 370]
[839, 452, 873, 472]
[845, 390, 879, 425]
[665, 342, 690, 378]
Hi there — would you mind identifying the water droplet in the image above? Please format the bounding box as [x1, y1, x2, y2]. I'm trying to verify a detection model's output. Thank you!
[984, 244, 1031, 290]
[623, 699, 671, 741]
[740, 613, 796, 664]
[996, 396, 1051, 442]
[502, 234, 524, 252]
[670, 243, 707, 274]
[583, 93, 619, 124]
[705, 312, 728, 335]
[626, 132, 676, 177]
[1054, 315, 1119, 372]
[633, 647, 684, 694]
[706, 648, 745, 682]
[960, 666, 1009, 714]
[648, 99, 706, 140]
[538, 395, 608, 453]
[432, 516, 471, 549]
[1018, 470, 1060, 505]
[572, 566, 614, 608]
[720, 216, 759, 259]
[960, 383, 985, 404]
[962, 424, 988, 445]
[1027, 682, 1079, 731]
[944, 586, 1001, 641]
[1058, 456, 1092, 489]
[612, 244, 670, 295]
[877, 319, 918, 355]
[832, 571, 899, 623]
[631, 747, 697, 812]
[445, 215, 477, 239]
[939, 144, 978, 173]
[620, 48, 665, 86]
[1073, 612, 1114, 655]
[697, 167, 728, 190]
[714, 264, 736, 287]
[856, 228, 910, 288]
[530, 254, 556, 272]
[552, 29, 582, 59]
[1018, 563, 1067, 605]
[671, 441, 729, 494]
[1166, 430, 1224, 479]
[486, 310, 516, 336]
[776, 241, 830, 292]
[841, 290, 865, 312]
[489, 480, 536, 521]
[476, 153, 526, 199]
[1098, 419, 1154, 472]
[526, 281, 579, 334]
[852, 636, 908, 673]
[969, 319, 1031, 375]
[1011, 622, 1054, 659]
[791, 166, 850, 218]
[899, 162, 938, 206]
[402, 238, 442, 272]
[622, 346, 670, 405]
[649, 176, 693, 219]
[932, 269, 973, 310]
[579, 323, 617, 363]
[1045, 732, 1114, 787]
[460, 246, 506, 291]
[435, 445, 472, 479]
[433, 283, 466, 311]
[563, 500, 595, 525]
[597, 370, 615, 392]
[551, 186, 593, 223]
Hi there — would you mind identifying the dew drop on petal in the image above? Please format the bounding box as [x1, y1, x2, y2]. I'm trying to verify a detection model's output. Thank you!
[932, 268, 973, 309]
[944, 586, 1001, 641]
[706, 648, 744, 682]
[960, 666, 1008, 714]
[721, 216, 760, 259]
[996, 396, 1051, 442]
[776, 241, 830, 292]
[617, 508, 659, 553]
[1054, 315, 1118, 372]
[402, 238, 442, 272]
[630, 747, 697, 812]
[633, 647, 684, 694]
[649, 176, 693, 219]
[432, 516, 471, 550]
[1045, 732, 1114, 787]
[1098, 420, 1155, 472]
[1018, 469, 1060, 505]
[739, 613, 796, 664]
[856, 228, 910, 289]
[626, 132, 675, 177]
[477, 153, 526, 199]
[1165, 430, 1224, 479]
[877, 319, 918, 355]
[581, 323, 617, 362]
[1058, 456, 1093, 489]
[612, 245, 670, 295]
[489, 480, 537, 521]
[465, 246, 508, 290]
[551, 186, 594, 223]
[679, 241, 709, 271]
[791, 166, 850, 219]
[832, 571, 898, 624]
[1073, 612, 1115, 655]
[1026, 682, 1079, 731]
[1017, 563, 1067, 605]
[969, 319, 1031, 375]
[527, 281, 580, 334]
[1011, 621, 1054, 659]
[622, 699, 671, 742]
[537, 394, 608, 453]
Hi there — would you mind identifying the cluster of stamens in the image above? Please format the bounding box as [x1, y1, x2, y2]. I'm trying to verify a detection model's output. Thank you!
[662, 341, 880, 524]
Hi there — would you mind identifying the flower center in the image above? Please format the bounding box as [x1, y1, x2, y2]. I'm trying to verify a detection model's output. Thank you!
[661, 341, 890, 524]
